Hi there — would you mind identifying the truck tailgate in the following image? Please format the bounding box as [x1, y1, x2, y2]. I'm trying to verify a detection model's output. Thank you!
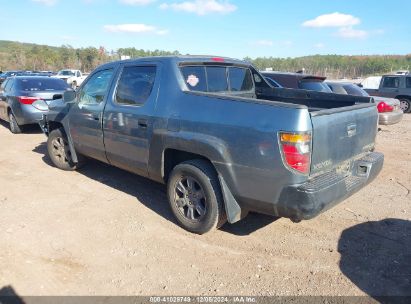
[310, 104, 378, 176]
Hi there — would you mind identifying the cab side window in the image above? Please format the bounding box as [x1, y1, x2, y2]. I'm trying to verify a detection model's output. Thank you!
[115, 66, 157, 106]
[78, 69, 113, 106]
[406, 77, 411, 88]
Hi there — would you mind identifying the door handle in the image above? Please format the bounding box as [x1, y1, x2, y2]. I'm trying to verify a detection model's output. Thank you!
[138, 119, 148, 129]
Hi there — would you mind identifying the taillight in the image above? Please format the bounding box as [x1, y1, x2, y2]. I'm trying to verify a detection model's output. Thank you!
[17, 96, 40, 105]
[279, 132, 311, 175]
[377, 101, 394, 113]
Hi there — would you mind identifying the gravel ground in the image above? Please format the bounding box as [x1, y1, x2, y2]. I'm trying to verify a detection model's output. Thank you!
[0, 115, 410, 298]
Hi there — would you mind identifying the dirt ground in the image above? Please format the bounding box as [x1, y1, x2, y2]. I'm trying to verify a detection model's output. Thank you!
[0, 115, 410, 298]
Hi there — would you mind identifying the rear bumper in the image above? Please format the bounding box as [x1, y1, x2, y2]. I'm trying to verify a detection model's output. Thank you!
[267, 152, 384, 221]
[379, 110, 403, 125]
[12, 103, 47, 125]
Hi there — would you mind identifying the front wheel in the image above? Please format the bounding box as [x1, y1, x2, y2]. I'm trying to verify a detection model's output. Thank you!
[167, 159, 226, 234]
[47, 128, 81, 171]
[399, 99, 411, 113]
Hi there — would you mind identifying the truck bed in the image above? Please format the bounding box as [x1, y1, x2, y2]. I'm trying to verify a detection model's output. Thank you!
[256, 87, 372, 111]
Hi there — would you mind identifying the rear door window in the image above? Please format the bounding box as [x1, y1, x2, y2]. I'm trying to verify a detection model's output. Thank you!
[115, 66, 157, 106]
[4, 79, 13, 92]
[382, 77, 400, 88]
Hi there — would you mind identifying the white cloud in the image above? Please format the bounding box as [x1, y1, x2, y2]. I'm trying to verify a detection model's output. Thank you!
[337, 27, 368, 39]
[119, 0, 156, 5]
[254, 40, 273, 47]
[302, 12, 360, 28]
[253, 40, 293, 48]
[160, 0, 237, 15]
[103, 23, 168, 35]
[31, 0, 57, 5]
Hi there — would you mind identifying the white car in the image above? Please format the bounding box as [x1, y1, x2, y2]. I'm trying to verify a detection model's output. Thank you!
[54, 69, 87, 89]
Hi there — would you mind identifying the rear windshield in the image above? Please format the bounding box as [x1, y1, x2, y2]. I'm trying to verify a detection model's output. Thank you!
[343, 84, 369, 97]
[181, 65, 254, 93]
[58, 70, 75, 76]
[16, 78, 69, 91]
[299, 80, 332, 93]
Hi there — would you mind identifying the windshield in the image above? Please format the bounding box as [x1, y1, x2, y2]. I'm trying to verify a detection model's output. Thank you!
[17, 78, 69, 91]
[343, 84, 369, 97]
[299, 80, 332, 92]
[58, 70, 75, 76]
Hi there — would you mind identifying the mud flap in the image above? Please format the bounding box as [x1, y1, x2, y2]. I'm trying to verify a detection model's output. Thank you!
[218, 175, 242, 223]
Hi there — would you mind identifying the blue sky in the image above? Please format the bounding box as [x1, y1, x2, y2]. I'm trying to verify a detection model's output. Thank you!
[2, 0, 411, 58]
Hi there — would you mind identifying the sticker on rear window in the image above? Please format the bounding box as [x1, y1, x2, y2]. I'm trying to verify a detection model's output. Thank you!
[187, 75, 199, 87]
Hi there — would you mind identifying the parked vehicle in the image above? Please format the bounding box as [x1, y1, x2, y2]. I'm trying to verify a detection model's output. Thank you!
[326, 82, 403, 125]
[0, 76, 70, 133]
[364, 74, 411, 113]
[0, 71, 22, 85]
[54, 69, 87, 89]
[40, 56, 383, 234]
[261, 71, 332, 92]
[360, 76, 382, 90]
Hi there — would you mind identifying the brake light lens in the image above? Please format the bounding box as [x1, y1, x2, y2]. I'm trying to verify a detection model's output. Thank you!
[279, 132, 311, 174]
[17, 96, 41, 105]
[211, 57, 225, 62]
[377, 101, 394, 113]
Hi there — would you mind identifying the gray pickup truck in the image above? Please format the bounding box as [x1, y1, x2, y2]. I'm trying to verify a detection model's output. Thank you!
[364, 74, 411, 113]
[40, 56, 384, 234]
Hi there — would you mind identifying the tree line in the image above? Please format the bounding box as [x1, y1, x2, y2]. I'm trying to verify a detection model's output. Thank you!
[0, 41, 180, 73]
[1, 40, 410, 78]
[246, 54, 411, 79]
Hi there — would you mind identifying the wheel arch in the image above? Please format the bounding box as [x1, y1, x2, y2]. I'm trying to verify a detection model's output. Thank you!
[395, 95, 411, 101]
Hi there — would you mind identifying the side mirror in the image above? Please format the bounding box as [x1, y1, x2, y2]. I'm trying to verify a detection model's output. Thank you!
[63, 90, 76, 103]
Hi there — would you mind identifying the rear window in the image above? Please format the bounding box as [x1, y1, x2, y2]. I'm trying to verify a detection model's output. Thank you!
[16, 78, 69, 91]
[382, 77, 400, 88]
[343, 84, 369, 97]
[207, 66, 228, 92]
[181, 65, 254, 93]
[299, 80, 332, 93]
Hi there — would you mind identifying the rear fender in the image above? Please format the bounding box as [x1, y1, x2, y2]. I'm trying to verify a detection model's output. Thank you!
[159, 131, 244, 223]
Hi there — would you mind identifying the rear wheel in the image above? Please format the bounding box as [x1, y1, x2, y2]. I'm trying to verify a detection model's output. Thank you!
[47, 128, 82, 171]
[167, 159, 226, 234]
[9, 112, 22, 134]
[399, 99, 411, 113]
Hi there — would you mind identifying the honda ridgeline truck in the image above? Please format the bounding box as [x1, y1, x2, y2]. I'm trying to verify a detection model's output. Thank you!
[40, 56, 384, 234]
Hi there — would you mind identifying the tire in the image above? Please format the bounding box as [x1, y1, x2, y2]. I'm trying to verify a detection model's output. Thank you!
[9, 112, 22, 134]
[47, 128, 83, 171]
[167, 159, 227, 234]
[399, 99, 411, 113]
